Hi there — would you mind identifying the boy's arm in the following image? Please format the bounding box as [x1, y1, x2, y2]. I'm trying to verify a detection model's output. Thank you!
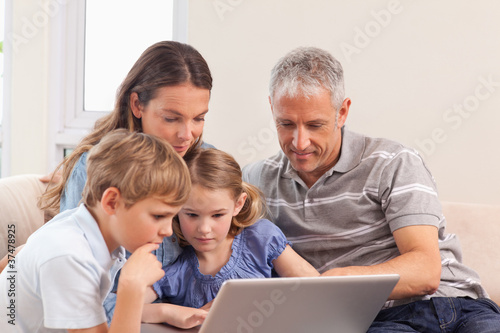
[273, 245, 319, 277]
[69, 243, 164, 333]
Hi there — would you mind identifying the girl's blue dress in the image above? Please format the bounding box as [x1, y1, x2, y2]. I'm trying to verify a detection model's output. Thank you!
[153, 219, 291, 308]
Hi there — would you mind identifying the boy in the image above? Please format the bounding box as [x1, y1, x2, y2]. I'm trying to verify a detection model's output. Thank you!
[0, 129, 191, 332]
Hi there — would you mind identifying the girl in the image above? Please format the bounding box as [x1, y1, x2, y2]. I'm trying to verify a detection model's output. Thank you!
[142, 149, 319, 329]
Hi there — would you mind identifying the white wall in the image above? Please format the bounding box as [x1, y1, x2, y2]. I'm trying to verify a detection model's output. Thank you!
[189, 0, 500, 205]
[3, 0, 50, 176]
[5, 0, 500, 205]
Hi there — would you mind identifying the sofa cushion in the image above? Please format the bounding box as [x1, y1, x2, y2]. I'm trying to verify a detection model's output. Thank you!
[442, 201, 500, 304]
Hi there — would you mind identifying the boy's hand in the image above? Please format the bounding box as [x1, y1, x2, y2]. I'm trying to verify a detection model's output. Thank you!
[119, 243, 164, 290]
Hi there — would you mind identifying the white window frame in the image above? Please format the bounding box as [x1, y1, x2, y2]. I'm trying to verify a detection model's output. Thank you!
[47, 0, 188, 171]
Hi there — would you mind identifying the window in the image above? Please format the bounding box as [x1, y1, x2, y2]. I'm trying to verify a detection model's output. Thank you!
[47, 0, 187, 170]
[84, 0, 174, 112]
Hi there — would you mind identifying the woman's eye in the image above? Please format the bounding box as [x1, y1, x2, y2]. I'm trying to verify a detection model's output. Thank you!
[163, 117, 177, 123]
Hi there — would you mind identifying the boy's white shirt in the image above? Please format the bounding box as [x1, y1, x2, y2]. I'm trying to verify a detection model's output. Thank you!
[0, 204, 126, 332]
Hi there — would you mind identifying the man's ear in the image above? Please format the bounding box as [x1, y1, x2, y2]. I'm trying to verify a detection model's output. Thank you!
[233, 192, 248, 217]
[336, 97, 351, 129]
[101, 187, 122, 215]
[130, 92, 143, 119]
[269, 96, 273, 112]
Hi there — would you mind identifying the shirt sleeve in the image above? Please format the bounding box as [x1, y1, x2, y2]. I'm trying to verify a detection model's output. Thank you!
[60, 152, 88, 212]
[379, 148, 442, 232]
[40, 255, 107, 329]
[244, 219, 291, 269]
[242, 160, 264, 185]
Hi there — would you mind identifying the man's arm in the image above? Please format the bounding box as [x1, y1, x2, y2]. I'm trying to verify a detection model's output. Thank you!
[322, 225, 441, 300]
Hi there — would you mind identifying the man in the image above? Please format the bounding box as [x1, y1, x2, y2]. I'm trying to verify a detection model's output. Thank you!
[243, 46, 500, 332]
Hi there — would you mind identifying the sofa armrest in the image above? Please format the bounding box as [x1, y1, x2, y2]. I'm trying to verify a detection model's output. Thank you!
[0, 174, 47, 258]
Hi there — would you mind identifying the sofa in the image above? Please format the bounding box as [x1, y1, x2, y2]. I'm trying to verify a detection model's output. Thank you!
[0, 174, 499, 304]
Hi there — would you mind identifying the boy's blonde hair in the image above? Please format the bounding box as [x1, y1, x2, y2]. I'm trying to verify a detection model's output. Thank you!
[174, 148, 266, 246]
[82, 129, 191, 208]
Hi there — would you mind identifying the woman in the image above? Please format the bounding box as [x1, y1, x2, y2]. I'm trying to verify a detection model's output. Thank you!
[39, 40, 213, 322]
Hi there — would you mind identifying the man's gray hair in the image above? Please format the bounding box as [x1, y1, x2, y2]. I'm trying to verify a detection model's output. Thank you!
[269, 47, 345, 110]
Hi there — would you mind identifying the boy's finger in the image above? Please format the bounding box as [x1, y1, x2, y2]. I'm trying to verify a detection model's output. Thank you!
[136, 242, 160, 254]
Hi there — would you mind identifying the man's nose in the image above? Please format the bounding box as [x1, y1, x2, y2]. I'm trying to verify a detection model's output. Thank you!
[292, 127, 310, 151]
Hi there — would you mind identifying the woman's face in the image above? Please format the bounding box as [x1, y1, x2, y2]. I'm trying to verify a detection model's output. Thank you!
[131, 84, 210, 156]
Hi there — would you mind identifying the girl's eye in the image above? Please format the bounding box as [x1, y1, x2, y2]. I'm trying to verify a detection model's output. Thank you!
[212, 213, 224, 218]
[185, 213, 198, 218]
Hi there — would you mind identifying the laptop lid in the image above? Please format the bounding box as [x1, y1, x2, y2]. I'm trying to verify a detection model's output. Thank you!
[198, 274, 399, 333]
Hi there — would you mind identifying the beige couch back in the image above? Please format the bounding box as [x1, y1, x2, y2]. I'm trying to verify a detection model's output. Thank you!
[442, 201, 500, 305]
[0, 175, 46, 259]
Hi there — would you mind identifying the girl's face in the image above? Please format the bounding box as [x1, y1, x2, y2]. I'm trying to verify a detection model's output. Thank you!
[131, 84, 210, 156]
[178, 184, 246, 257]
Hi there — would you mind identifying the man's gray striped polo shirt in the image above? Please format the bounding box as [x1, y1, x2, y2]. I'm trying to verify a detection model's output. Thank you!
[243, 127, 487, 306]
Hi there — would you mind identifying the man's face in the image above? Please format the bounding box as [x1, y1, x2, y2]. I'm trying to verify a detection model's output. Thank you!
[271, 88, 350, 187]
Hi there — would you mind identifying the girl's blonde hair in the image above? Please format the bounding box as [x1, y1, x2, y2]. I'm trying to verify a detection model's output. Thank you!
[40, 41, 211, 211]
[83, 129, 191, 208]
[173, 149, 266, 246]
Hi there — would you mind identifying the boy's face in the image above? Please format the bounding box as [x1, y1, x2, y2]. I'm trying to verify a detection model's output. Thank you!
[112, 196, 182, 253]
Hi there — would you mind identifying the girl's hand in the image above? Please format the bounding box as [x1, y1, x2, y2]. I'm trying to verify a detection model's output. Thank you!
[200, 299, 214, 311]
[166, 305, 208, 329]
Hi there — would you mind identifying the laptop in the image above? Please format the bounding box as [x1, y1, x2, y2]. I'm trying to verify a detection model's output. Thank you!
[141, 274, 399, 333]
